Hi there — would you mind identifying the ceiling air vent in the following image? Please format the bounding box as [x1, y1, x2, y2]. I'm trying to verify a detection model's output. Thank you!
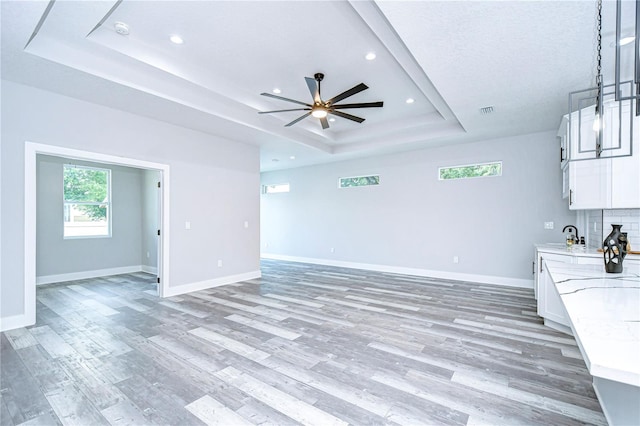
[480, 106, 494, 114]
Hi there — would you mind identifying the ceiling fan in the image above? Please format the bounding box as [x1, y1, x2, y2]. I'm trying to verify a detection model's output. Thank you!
[258, 73, 383, 129]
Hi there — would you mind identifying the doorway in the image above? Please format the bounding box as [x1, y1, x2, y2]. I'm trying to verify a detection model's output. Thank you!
[24, 142, 170, 326]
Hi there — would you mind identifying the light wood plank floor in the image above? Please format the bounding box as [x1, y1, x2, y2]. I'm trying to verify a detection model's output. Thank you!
[1, 259, 605, 425]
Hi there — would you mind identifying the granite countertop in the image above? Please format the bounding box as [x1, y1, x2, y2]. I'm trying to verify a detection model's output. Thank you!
[545, 261, 640, 387]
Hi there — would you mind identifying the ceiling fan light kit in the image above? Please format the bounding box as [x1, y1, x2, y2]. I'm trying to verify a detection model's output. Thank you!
[258, 72, 383, 129]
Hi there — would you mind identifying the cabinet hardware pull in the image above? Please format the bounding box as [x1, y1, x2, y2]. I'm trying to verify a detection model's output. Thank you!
[560, 147, 565, 162]
[540, 258, 543, 273]
[569, 189, 573, 205]
[532, 261, 535, 275]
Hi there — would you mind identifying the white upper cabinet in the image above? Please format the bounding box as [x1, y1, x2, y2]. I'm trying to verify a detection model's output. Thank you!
[563, 100, 640, 210]
[568, 158, 611, 209]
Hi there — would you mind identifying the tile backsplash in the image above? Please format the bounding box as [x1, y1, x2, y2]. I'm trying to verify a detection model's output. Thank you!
[585, 209, 640, 250]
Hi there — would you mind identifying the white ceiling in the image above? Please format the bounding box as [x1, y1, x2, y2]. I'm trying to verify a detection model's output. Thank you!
[1, 0, 635, 171]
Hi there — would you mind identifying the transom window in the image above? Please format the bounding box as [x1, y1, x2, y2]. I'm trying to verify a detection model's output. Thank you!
[63, 164, 111, 238]
[438, 161, 502, 180]
[262, 183, 290, 194]
[338, 175, 380, 188]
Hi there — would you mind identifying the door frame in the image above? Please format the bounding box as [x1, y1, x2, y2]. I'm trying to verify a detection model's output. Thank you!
[24, 142, 171, 325]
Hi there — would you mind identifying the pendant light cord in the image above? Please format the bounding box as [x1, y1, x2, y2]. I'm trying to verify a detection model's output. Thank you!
[596, 0, 602, 99]
[595, 0, 603, 156]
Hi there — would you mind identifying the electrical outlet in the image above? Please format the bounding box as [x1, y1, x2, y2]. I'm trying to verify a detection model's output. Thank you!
[544, 221, 554, 230]
[330, 247, 335, 253]
[453, 256, 459, 264]
[146, 251, 150, 258]
[244, 221, 249, 228]
[217, 260, 222, 267]
[185, 221, 191, 230]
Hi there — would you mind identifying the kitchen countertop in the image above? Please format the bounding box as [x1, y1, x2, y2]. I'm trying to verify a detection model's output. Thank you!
[545, 261, 640, 387]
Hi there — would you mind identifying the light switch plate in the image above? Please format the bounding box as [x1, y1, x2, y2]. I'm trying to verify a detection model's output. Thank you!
[185, 221, 191, 230]
[544, 222, 554, 230]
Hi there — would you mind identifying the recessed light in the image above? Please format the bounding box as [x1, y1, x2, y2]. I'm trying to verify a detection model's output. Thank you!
[329, 118, 335, 122]
[272, 158, 279, 162]
[289, 156, 296, 160]
[406, 98, 415, 104]
[365, 52, 376, 61]
[169, 35, 184, 44]
[114, 22, 129, 35]
[272, 88, 281, 94]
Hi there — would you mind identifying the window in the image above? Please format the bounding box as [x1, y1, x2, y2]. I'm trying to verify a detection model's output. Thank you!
[63, 165, 111, 238]
[262, 183, 290, 194]
[438, 161, 502, 180]
[339, 175, 380, 188]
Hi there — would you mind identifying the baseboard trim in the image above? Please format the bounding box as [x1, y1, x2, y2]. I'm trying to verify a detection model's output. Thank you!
[141, 265, 158, 275]
[0, 313, 33, 332]
[163, 270, 262, 298]
[36, 265, 144, 285]
[261, 254, 533, 289]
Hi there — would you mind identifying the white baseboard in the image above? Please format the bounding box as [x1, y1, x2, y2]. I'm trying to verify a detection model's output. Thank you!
[0, 313, 32, 332]
[261, 253, 533, 289]
[163, 270, 262, 297]
[141, 265, 158, 275]
[36, 265, 144, 285]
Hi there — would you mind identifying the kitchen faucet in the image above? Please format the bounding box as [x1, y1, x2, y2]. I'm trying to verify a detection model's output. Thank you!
[562, 225, 579, 244]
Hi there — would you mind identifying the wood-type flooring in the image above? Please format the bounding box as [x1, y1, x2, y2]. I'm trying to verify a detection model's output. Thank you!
[1, 259, 606, 425]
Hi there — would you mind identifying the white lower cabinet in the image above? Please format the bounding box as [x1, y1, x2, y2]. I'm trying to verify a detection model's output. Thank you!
[538, 261, 572, 334]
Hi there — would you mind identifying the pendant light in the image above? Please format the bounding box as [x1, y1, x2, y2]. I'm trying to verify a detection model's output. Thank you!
[567, 0, 635, 162]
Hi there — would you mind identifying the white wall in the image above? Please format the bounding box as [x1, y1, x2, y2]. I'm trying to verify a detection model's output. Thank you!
[1, 80, 260, 325]
[261, 131, 576, 286]
[36, 155, 143, 279]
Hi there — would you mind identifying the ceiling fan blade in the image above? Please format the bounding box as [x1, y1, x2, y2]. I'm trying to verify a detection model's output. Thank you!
[261, 92, 310, 107]
[285, 112, 312, 127]
[258, 108, 310, 114]
[332, 101, 383, 109]
[329, 110, 365, 123]
[326, 83, 368, 105]
[320, 117, 330, 129]
[305, 77, 321, 104]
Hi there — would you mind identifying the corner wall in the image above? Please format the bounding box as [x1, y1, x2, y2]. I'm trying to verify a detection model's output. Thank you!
[261, 131, 576, 286]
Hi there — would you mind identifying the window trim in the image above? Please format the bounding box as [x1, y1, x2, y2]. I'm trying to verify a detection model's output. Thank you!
[338, 174, 380, 188]
[63, 164, 112, 239]
[438, 161, 502, 181]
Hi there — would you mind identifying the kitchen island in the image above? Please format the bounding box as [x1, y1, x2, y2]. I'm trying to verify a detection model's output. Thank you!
[544, 261, 640, 426]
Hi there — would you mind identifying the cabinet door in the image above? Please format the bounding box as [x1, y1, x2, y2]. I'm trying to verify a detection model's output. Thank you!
[541, 262, 571, 330]
[610, 107, 640, 208]
[562, 164, 570, 199]
[558, 115, 569, 169]
[535, 252, 571, 306]
[569, 158, 611, 209]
